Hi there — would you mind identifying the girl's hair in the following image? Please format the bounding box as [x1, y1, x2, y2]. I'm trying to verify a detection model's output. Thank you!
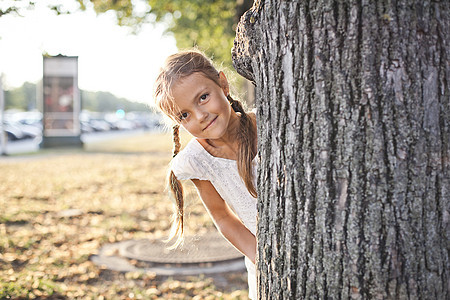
[153, 50, 257, 247]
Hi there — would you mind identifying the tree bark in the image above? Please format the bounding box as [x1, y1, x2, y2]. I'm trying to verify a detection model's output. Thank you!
[232, 0, 449, 299]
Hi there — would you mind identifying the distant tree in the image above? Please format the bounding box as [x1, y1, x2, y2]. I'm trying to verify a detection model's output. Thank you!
[81, 90, 148, 112]
[5, 81, 37, 111]
[3, 82, 33, 110]
[22, 82, 37, 110]
[4, 82, 147, 112]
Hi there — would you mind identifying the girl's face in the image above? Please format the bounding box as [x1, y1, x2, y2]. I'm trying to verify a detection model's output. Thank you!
[171, 72, 237, 140]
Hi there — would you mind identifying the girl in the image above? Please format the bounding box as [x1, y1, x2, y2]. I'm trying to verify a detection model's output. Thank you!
[153, 50, 258, 299]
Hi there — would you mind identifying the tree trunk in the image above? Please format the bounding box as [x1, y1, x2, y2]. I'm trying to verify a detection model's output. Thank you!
[232, 0, 449, 299]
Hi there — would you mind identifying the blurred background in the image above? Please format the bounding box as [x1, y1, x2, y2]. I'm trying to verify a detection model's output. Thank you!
[0, 0, 254, 152]
[0, 0, 254, 298]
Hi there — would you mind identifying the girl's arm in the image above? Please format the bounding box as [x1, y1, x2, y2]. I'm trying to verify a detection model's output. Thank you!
[192, 179, 256, 264]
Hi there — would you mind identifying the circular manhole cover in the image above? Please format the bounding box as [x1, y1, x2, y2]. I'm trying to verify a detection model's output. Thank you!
[119, 230, 243, 264]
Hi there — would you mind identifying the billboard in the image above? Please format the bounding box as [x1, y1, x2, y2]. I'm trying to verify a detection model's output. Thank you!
[43, 56, 80, 137]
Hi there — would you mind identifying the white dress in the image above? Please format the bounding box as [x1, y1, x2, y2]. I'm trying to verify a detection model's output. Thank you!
[171, 138, 257, 299]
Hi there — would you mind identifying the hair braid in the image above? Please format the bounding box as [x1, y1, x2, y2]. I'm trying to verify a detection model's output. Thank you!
[167, 124, 184, 248]
[227, 95, 257, 197]
[172, 124, 181, 157]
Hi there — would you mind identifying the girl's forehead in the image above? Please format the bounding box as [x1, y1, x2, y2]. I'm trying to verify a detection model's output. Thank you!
[175, 72, 219, 88]
[175, 72, 209, 86]
[171, 73, 214, 100]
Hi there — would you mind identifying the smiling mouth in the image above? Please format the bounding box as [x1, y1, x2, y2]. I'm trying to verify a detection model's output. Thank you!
[203, 116, 218, 131]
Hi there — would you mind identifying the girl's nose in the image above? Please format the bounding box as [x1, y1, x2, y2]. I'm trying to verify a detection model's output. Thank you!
[194, 108, 208, 122]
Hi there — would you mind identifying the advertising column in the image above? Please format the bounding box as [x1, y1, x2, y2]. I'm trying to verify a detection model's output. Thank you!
[41, 55, 82, 148]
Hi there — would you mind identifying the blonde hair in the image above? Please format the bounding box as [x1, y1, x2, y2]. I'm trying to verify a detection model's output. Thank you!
[153, 50, 257, 247]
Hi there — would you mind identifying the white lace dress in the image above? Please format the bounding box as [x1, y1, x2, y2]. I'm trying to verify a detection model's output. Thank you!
[171, 138, 257, 299]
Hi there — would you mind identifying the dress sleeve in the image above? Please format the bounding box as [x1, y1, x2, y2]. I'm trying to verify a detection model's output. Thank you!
[171, 151, 209, 181]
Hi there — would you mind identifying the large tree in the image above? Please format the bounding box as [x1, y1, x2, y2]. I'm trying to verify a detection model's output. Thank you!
[233, 0, 449, 299]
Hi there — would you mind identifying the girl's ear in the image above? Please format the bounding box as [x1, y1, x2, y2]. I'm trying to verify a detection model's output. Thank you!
[218, 71, 230, 96]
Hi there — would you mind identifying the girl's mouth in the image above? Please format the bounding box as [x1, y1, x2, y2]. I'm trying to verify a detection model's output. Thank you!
[203, 116, 218, 131]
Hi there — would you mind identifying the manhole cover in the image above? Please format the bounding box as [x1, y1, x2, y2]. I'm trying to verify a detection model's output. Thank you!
[120, 231, 243, 264]
[90, 230, 246, 275]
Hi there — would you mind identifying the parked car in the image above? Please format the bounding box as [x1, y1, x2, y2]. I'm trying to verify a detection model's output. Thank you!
[2, 121, 41, 141]
[89, 119, 111, 132]
[113, 119, 136, 131]
[80, 121, 94, 133]
[3, 122, 24, 140]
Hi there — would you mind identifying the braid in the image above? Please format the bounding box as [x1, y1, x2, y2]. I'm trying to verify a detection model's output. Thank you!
[167, 124, 184, 248]
[227, 95, 257, 197]
[172, 124, 181, 157]
[228, 95, 245, 114]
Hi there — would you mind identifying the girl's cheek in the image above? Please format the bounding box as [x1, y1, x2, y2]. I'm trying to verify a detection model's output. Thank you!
[183, 124, 195, 134]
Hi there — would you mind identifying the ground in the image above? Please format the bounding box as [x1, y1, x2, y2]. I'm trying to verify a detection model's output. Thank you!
[0, 131, 249, 299]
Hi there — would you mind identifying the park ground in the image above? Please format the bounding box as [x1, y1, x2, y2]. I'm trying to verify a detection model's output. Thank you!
[0, 131, 249, 299]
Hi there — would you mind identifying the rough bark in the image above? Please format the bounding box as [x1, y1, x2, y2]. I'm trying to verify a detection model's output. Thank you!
[232, 0, 449, 299]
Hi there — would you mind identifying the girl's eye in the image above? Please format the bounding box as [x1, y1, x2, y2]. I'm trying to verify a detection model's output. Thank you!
[179, 112, 189, 120]
[199, 94, 209, 102]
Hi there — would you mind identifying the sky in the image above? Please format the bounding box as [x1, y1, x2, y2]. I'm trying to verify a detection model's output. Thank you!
[0, 1, 178, 104]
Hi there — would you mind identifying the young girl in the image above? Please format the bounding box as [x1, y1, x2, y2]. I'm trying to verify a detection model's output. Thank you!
[153, 50, 258, 299]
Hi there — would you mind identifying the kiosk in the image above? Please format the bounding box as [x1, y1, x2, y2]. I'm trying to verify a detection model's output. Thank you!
[41, 55, 82, 148]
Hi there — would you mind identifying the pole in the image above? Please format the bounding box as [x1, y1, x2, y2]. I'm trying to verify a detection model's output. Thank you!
[0, 74, 6, 156]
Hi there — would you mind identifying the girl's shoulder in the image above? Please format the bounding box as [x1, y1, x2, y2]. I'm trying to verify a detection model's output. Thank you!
[176, 138, 203, 157]
[171, 139, 210, 181]
[172, 139, 202, 166]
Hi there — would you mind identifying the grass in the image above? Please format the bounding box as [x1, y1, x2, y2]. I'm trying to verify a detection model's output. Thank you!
[0, 130, 249, 299]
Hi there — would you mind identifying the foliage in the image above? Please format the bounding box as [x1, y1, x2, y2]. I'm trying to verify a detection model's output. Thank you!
[83, 0, 142, 27]
[145, 0, 236, 66]
[0, 132, 250, 299]
[4, 82, 36, 111]
[1, 0, 255, 103]
[1, 0, 252, 68]
[84, 0, 253, 66]
[0, 1, 34, 18]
